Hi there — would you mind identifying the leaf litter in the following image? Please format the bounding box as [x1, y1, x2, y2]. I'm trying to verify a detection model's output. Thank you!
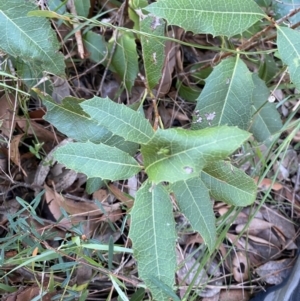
[0, 1, 300, 301]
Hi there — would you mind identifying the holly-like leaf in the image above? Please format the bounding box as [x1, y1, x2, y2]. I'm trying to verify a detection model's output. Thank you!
[193, 57, 254, 130]
[108, 32, 139, 92]
[201, 161, 257, 206]
[0, 0, 65, 76]
[277, 26, 300, 91]
[171, 178, 216, 252]
[54, 141, 141, 181]
[81, 96, 155, 144]
[249, 74, 282, 142]
[37, 92, 138, 155]
[83, 32, 107, 63]
[145, 0, 265, 37]
[41, 94, 111, 142]
[140, 15, 166, 89]
[129, 181, 176, 301]
[141, 126, 251, 183]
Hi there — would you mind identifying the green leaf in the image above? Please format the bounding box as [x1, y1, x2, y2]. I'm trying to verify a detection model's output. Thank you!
[171, 178, 216, 252]
[108, 32, 139, 92]
[48, 0, 66, 15]
[86, 178, 105, 194]
[258, 53, 279, 83]
[54, 141, 141, 181]
[145, 0, 265, 37]
[74, 0, 90, 17]
[129, 287, 145, 301]
[249, 74, 282, 142]
[128, 0, 149, 31]
[277, 26, 300, 91]
[41, 94, 111, 142]
[141, 126, 251, 183]
[0, 283, 17, 293]
[201, 161, 257, 206]
[129, 181, 176, 301]
[271, 0, 300, 24]
[38, 92, 138, 154]
[176, 80, 201, 103]
[140, 15, 166, 89]
[193, 57, 254, 130]
[81, 96, 155, 144]
[83, 32, 108, 63]
[0, 0, 65, 76]
[15, 59, 53, 91]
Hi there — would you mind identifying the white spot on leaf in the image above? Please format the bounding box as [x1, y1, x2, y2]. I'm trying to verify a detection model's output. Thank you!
[150, 16, 162, 30]
[152, 52, 157, 64]
[205, 112, 216, 121]
[184, 166, 193, 174]
[268, 95, 276, 103]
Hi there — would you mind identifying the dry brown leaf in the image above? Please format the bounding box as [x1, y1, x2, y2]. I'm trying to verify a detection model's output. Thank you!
[254, 177, 283, 191]
[259, 228, 284, 248]
[44, 184, 77, 229]
[235, 218, 272, 235]
[242, 207, 264, 220]
[202, 293, 220, 301]
[0, 199, 21, 223]
[260, 207, 296, 240]
[273, 149, 298, 181]
[108, 184, 134, 208]
[45, 184, 121, 222]
[94, 222, 121, 244]
[255, 258, 294, 285]
[51, 76, 70, 103]
[5, 286, 55, 301]
[97, 206, 123, 223]
[218, 243, 233, 272]
[34, 139, 72, 191]
[76, 259, 93, 285]
[16, 117, 62, 153]
[234, 211, 257, 226]
[101, 80, 124, 100]
[232, 252, 249, 282]
[246, 234, 278, 248]
[9, 133, 27, 176]
[155, 37, 178, 97]
[5, 250, 18, 259]
[219, 289, 250, 301]
[158, 104, 173, 128]
[45, 185, 99, 217]
[216, 205, 230, 216]
[167, 108, 190, 122]
[48, 163, 77, 191]
[92, 188, 109, 203]
[176, 248, 213, 297]
[28, 108, 45, 119]
[176, 246, 223, 298]
[0, 149, 8, 174]
[246, 234, 280, 262]
[182, 233, 204, 254]
[0, 93, 17, 137]
[226, 234, 260, 266]
[226, 233, 249, 250]
[26, 216, 67, 239]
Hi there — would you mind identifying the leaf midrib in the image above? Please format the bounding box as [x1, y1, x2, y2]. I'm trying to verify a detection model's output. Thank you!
[1, 10, 58, 69]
